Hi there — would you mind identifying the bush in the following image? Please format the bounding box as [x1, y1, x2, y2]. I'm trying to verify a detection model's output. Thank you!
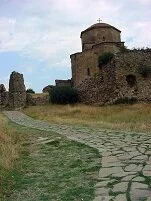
[50, 86, 78, 104]
[26, 88, 35, 94]
[98, 52, 114, 68]
[138, 65, 151, 78]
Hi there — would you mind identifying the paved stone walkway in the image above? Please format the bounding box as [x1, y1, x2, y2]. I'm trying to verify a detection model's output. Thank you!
[4, 111, 151, 201]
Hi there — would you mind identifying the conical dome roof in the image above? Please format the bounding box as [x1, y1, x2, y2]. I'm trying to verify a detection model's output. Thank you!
[81, 23, 121, 36]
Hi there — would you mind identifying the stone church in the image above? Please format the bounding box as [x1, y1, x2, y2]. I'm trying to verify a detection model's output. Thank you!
[70, 22, 124, 87]
[56, 22, 151, 105]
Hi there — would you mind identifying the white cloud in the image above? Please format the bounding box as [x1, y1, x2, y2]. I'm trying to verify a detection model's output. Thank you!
[0, 0, 150, 67]
[133, 0, 151, 5]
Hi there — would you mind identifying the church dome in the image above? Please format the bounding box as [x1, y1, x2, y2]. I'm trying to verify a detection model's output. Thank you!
[81, 23, 121, 36]
[80, 22, 122, 51]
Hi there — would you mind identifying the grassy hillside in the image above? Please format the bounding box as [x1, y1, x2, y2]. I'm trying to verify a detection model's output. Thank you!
[24, 103, 151, 133]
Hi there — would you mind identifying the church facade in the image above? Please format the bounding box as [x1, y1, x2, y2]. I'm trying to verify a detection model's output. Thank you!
[70, 22, 151, 105]
[70, 23, 124, 87]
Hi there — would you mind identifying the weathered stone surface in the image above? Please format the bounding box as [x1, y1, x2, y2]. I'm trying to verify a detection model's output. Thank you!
[143, 170, 151, 177]
[26, 93, 36, 106]
[0, 84, 6, 93]
[101, 151, 112, 157]
[55, 79, 72, 87]
[132, 176, 145, 182]
[95, 180, 110, 188]
[9, 71, 26, 109]
[99, 167, 123, 178]
[114, 194, 127, 201]
[125, 164, 143, 172]
[101, 156, 122, 167]
[42, 85, 53, 93]
[93, 196, 114, 201]
[95, 187, 109, 196]
[74, 51, 151, 105]
[131, 182, 148, 190]
[31, 93, 49, 105]
[117, 153, 131, 160]
[0, 84, 9, 107]
[2, 91, 9, 107]
[112, 182, 128, 193]
[130, 182, 150, 201]
[122, 174, 135, 181]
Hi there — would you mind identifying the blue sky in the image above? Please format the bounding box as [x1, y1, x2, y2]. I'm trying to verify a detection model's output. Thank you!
[0, 0, 151, 92]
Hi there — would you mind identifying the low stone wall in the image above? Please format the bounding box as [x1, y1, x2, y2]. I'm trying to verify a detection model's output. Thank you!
[31, 93, 49, 105]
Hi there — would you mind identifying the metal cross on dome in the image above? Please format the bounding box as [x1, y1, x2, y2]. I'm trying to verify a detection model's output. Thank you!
[97, 18, 102, 23]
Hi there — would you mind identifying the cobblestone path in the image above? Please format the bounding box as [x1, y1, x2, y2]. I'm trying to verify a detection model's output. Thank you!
[4, 111, 151, 201]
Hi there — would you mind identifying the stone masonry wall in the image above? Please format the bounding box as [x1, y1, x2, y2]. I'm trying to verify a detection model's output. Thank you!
[76, 50, 151, 105]
[0, 84, 9, 108]
[81, 27, 121, 51]
[71, 43, 123, 87]
[9, 71, 26, 109]
[55, 79, 72, 87]
[77, 61, 117, 105]
[115, 50, 151, 102]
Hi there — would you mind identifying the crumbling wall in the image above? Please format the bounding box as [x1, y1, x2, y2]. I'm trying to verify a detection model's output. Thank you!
[55, 79, 72, 87]
[9, 71, 26, 109]
[76, 50, 151, 105]
[77, 61, 117, 105]
[0, 84, 9, 108]
[115, 50, 151, 102]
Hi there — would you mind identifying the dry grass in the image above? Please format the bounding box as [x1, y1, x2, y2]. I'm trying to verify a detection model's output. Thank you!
[0, 113, 21, 198]
[24, 103, 151, 133]
[0, 113, 19, 170]
[31, 93, 49, 98]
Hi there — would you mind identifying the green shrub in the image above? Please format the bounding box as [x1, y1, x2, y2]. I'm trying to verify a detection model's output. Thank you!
[50, 86, 78, 104]
[138, 65, 151, 78]
[114, 97, 137, 105]
[98, 52, 114, 68]
[26, 88, 35, 94]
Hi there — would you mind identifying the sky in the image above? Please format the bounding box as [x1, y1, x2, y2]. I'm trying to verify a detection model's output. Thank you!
[0, 0, 151, 92]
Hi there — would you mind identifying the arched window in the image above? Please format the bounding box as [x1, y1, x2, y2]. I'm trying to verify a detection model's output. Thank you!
[87, 68, 90, 76]
[126, 74, 136, 87]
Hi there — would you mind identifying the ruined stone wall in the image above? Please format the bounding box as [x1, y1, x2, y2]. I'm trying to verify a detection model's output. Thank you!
[115, 50, 151, 102]
[77, 61, 117, 105]
[71, 43, 123, 87]
[55, 79, 72, 87]
[0, 84, 9, 108]
[71, 50, 99, 87]
[30, 93, 49, 105]
[9, 71, 26, 109]
[76, 50, 151, 105]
